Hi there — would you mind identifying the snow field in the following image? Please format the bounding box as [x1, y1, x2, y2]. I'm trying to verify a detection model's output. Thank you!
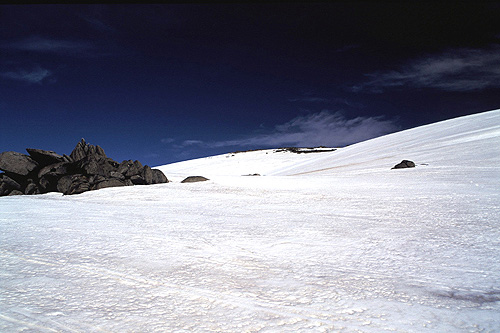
[1, 109, 500, 331]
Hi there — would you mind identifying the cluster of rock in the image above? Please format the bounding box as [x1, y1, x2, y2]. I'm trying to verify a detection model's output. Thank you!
[274, 147, 337, 154]
[0, 139, 168, 196]
[392, 160, 416, 169]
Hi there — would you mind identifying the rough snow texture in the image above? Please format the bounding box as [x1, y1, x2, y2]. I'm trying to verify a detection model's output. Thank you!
[1, 109, 500, 332]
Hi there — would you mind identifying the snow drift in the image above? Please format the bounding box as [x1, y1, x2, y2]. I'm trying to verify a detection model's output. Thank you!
[1, 109, 499, 332]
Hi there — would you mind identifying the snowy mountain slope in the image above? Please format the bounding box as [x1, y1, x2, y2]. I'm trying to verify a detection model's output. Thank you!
[271, 108, 500, 176]
[1, 109, 500, 332]
[158, 109, 500, 179]
[155, 147, 339, 182]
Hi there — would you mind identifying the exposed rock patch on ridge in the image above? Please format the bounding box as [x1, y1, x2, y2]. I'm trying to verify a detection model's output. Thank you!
[0, 139, 169, 196]
[391, 160, 416, 169]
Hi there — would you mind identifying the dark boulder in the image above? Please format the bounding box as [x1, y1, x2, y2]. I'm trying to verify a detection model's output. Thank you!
[56, 175, 73, 194]
[110, 171, 125, 180]
[93, 178, 127, 190]
[77, 155, 116, 177]
[0, 182, 11, 196]
[129, 166, 165, 186]
[117, 160, 144, 177]
[24, 180, 40, 195]
[151, 169, 169, 184]
[26, 148, 64, 167]
[0, 173, 22, 191]
[37, 162, 75, 193]
[8, 190, 23, 196]
[88, 174, 106, 185]
[117, 160, 130, 174]
[106, 158, 120, 169]
[57, 174, 90, 195]
[130, 174, 146, 185]
[38, 174, 60, 193]
[1, 173, 23, 196]
[181, 176, 209, 183]
[1, 171, 26, 185]
[38, 162, 74, 179]
[129, 160, 143, 176]
[142, 165, 153, 185]
[0, 151, 38, 176]
[67, 176, 91, 195]
[392, 160, 416, 169]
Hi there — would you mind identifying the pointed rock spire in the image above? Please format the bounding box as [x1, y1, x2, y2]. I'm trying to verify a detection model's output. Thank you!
[70, 138, 107, 161]
[70, 139, 87, 161]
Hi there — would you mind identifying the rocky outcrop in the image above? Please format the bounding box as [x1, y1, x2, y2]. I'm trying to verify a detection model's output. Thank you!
[0, 151, 39, 176]
[181, 176, 209, 183]
[392, 160, 416, 169]
[26, 148, 64, 167]
[0, 139, 169, 196]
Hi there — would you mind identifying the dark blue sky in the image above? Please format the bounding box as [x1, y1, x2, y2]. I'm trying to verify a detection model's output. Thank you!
[1, 3, 500, 166]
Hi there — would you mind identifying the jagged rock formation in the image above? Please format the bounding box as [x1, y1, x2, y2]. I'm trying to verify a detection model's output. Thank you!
[0, 139, 169, 196]
[392, 160, 416, 169]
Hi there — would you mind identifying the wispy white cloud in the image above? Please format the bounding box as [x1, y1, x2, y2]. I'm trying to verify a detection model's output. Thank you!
[353, 45, 500, 92]
[2, 36, 93, 55]
[160, 138, 175, 144]
[182, 140, 205, 146]
[178, 111, 398, 149]
[0, 66, 52, 84]
[288, 96, 364, 109]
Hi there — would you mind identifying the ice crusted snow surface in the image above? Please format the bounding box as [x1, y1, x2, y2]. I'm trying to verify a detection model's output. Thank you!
[1, 110, 500, 332]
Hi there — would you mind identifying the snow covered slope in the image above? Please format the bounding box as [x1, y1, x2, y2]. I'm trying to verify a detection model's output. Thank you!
[1, 109, 499, 332]
[156, 147, 339, 182]
[272, 108, 500, 176]
[158, 109, 500, 179]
